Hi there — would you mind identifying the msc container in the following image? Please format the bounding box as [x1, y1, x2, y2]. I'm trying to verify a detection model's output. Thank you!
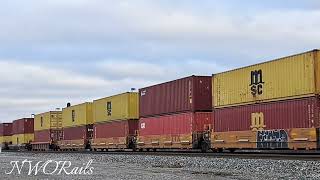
[213, 50, 320, 108]
[12, 118, 34, 135]
[214, 96, 320, 132]
[62, 102, 93, 128]
[139, 112, 213, 136]
[0, 123, 12, 136]
[139, 76, 212, 118]
[34, 111, 62, 131]
[34, 129, 63, 143]
[92, 120, 138, 149]
[93, 92, 139, 123]
[12, 133, 34, 145]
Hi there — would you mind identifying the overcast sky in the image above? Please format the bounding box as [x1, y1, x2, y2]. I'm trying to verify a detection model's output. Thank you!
[0, 0, 320, 122]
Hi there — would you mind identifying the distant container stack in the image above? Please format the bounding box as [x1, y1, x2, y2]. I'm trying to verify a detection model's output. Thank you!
[137, 75, 213, 150]
[0, 123, 13, 149]
[91, 92, 139, 151]
[59, 102, 93, 150]
[211, 50, 320, 151]
[32, 111, 62, 151]
[11, 118, 34, 149]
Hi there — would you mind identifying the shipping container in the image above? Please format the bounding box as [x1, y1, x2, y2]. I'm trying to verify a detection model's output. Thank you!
[139, 76, 212, 118]
[92, 120, 138, 150]
[62, 102, 93, 128]
[0, 123, 12, 136]
[213, 50, 320, 108]
[12, 118, 34, 135]
[137, 112, 212, 149]
[214, 96, 320, 132]
[59, 125, 93, 149]
[12, 133, 34, 145]
[93, 92, 139, 123]
[34, 129, 63, 143]
[34, 111, 62, 131]
[0, 136, 12, 144]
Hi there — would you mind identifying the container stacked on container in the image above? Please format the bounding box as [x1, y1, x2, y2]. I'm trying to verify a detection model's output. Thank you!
[0, 123, 12, 149]
[59, 102, 93, 150]
[32, 111, 62, 151]
[137, 75, 213, 150]
[91, 92, 139, 151]
[12, 118, 34, 149]
[211, 49, 320, 151]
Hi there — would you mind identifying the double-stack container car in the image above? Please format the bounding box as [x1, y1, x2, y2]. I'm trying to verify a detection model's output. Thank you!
[91, 92, 139, 151]
[32, 111, 63, 151]
[11, 118, 34, 150]
[0, 123, 12, 149]
[211, 50, 320, 151]
[59, 102, 93, 150]
[137, 76, 213, 151]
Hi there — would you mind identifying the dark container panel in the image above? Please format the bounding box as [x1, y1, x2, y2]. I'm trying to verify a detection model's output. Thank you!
[63, 125, 93, 140]
[12, 118, 34, 134]
[34, 129, 63, 143]
[0, 123, 12, 136]
[94, 120, 138, 139]
[138, 112, 213, 136]
[214, 96, 320, 132]
[139, 76, 212, 118]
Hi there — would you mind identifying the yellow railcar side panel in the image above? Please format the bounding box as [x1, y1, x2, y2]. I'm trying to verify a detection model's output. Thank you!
[62, 102, 93, 128]
[35, 111, 62, 131]
[213, 51, 317, 107]
[12, 134, 34, 145]
[94, 92, 139, 123]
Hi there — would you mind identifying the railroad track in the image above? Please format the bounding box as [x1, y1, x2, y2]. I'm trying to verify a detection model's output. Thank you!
[3, 150, 320, 160]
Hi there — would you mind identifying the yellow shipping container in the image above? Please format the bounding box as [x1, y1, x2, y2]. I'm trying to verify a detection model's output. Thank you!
[34, 111, 62, 131]
[213, 50, 320, 107]
[62, 102, 93, 128]
[0, 136, 12, 144]
[93, 92, 139, 123]
[12, 133, 34, 145]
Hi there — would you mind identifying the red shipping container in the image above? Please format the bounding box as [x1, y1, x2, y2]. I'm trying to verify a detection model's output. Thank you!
[139, 76, 212, 118]
[12, 118, 34, 134]
[94, 120, 138, 139]
[214, 96, 320, 132]
[34, 129, 63, 143]
[0, 123, 12, 136]
[139, 112, 213, 136]
[63, 125, 93, 140]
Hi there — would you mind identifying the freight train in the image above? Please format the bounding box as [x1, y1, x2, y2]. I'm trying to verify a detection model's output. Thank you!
[1, 49, 320, 153]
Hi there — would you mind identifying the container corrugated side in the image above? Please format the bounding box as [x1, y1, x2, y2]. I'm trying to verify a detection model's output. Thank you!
[94, 119, 138, 139]
[214, 96, 320, 132]
[138, 112, 213, 136]
[12, 118, 34, 134]
[34, 129, 63, 143]
[62, 125, 93, 140]
[62, 102, 93, 128]
[139, 76, 212, 118]
[93, 92, 139, 123]
[213, 50, 320, 108]
[34, 111, 62, 131]
[0, 123, 12, 136]
[0, 136, 12, 144]
[12, 133, 34, 145]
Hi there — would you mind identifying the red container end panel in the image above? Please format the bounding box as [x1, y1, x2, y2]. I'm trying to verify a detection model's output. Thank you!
[63, 125, 93, 141]
[0, 123, 12, 136]
[139, 76, 212, 118]
[214, 96, 320, 132]
[94, 120, 138, 139]
[34, 129, 63, 143]
[12, 118, 34, 134]
[139, 112, 213, 136]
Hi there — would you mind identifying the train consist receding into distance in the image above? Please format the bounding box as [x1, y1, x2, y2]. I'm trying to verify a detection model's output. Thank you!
[1, 49, 320, 152]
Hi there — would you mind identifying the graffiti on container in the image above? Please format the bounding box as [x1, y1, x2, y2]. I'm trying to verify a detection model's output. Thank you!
[106, 102, 112, 116]
[257, 129, 288, 149]
[250, 69, 264, 96]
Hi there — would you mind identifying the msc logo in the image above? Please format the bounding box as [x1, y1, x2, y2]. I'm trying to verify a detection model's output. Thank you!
[250, 112, 266, 131]
[106, 102, 112, 116]
[250, 70, 264, 96]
